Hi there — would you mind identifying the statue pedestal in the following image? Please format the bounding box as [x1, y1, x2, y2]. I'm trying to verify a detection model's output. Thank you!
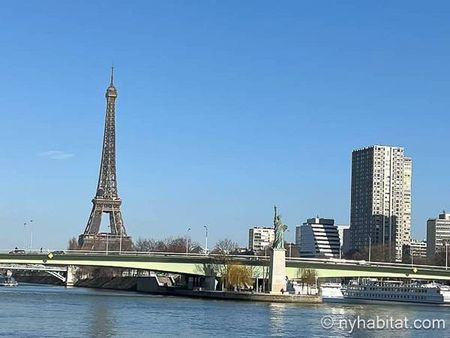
[268, 248, 286, 294]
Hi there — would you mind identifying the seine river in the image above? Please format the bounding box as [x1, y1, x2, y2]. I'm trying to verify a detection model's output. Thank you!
[1, 284, 449, 337]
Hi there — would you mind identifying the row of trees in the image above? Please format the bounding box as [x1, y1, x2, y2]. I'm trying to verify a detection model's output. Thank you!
[345, 243, 449, 266]
[133, 237, 203, 253]
[345, 243, 396, 262]
[69, 235, 246, 255]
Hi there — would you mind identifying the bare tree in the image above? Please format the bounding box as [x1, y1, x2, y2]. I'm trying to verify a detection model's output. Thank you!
[68, 237, 80, 250]
[212, 238, 239, 255]
[347, 243, 396, 262]
[134, 236, 201, 253]
[165, 237, 188, 253]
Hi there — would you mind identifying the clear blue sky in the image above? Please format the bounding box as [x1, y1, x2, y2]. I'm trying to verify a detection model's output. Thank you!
[1, 1, 450, 249]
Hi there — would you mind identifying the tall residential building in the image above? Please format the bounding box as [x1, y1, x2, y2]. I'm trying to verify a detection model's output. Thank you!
[350, 145, 412, 261]
[248, 226, 274, 252]
[296, 217, 340, 258]
[427, 212, 450, 259]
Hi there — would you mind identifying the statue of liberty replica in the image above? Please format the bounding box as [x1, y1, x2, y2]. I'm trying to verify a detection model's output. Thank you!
[272, 206, 288, 249]
[268, 206, 288, 294]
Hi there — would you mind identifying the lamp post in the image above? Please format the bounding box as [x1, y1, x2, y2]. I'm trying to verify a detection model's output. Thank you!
[286, 229, 292, 257]
[204, 225, 208, 255]
[445, 244, 448, 270]
[23, 222, 27, 249]
[106, 225, 110, 255]
[186, 227, 191, 255]
[23, 220, 33, 251]
[119, 228, 123, 254]
[29, 219, 33, 250]
[368, 235, 372, 263]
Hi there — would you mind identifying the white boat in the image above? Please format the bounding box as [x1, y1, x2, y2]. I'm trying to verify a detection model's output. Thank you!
[321, 282, 346, 302]
[0, 275, 18, 287]
[321, 279, 450, 305]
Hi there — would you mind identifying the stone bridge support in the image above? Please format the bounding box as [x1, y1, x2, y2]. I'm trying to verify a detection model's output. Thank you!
[203, 264, 218, 291]
[66, 265, 79, 287]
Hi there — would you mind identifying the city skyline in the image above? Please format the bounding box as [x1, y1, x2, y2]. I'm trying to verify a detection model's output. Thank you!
[2, 2, 450, 249]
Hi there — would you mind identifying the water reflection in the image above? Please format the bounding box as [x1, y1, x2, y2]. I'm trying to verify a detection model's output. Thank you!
[268, 303, 286, 336]
[87, 296, 117, 338]
[2, 285, 450, 337]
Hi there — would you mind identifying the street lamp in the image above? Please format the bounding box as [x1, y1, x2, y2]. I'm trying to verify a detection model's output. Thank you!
[119, 227, 123, 254]
[23, 222, 27, 249]
[23, 220, 33, 251]
[186, 227, 191, 255]
[445, 242, 449, 271]
[29, 219, 33, 250]
[204, 225, 208, 255]
[368, 235, 372, 263]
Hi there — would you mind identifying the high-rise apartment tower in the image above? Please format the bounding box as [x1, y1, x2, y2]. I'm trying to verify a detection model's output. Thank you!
[350, 145, 412, 261]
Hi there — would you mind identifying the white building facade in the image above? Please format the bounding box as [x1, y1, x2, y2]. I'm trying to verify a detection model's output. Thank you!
[427, 212, 450, 259]
[248, 226, 274, 252]
[409, 239, 427, 258]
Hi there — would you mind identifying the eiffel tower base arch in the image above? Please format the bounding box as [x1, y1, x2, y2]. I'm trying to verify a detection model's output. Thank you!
[78, 233, 133, 252]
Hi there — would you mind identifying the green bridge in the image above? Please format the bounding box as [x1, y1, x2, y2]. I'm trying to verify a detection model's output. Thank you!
[1, 252, 450, 282]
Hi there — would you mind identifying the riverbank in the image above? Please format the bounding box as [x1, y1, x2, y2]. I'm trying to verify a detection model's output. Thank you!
[139, 288, 321, 303]
[13, 273, 136, 290]
[12, 274, 321, 303]
[135, 276, 321, 303]
[14, 274, 64, 286]
[75, 276, 137, 290]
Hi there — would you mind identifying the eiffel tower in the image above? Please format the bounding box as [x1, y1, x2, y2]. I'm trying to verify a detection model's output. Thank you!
[78, 68, 132, 251]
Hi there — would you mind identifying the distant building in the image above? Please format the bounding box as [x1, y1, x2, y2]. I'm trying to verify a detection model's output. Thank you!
[248, 226, 274, 252]
[296, 217, 340, 258]
[286, 242, 299, 257]
[350, 145, 412, 261]
[336, 224, 351, 256]
[404, 239, 427, 259]
[427, 212, 450, 259]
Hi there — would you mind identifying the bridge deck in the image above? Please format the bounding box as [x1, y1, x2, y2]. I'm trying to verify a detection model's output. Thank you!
[1, 252, 449, 280]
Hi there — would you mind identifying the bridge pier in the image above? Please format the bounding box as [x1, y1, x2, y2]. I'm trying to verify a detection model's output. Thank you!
[66, 265, 79, 287]
[202, 265, 218, 291]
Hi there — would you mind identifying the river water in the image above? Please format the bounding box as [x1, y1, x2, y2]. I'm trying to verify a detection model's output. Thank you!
[1, 284, 449, 337]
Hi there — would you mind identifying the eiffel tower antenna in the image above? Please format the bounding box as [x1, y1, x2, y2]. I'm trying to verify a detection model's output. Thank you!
[110, 65, 114, 86]
[78, 69, 132, 251]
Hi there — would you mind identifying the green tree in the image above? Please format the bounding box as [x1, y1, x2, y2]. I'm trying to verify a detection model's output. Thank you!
[300, 269, 317, 294]
[224, 264, 252, 291]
